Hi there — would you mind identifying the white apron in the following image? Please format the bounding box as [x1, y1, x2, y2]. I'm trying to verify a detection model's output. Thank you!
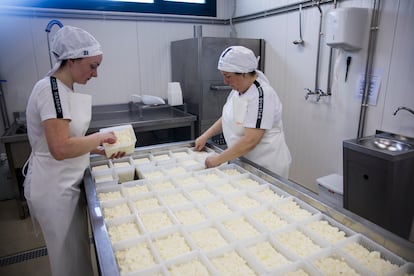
[24, 92, 93, 276]
[222, 93, 291, 178]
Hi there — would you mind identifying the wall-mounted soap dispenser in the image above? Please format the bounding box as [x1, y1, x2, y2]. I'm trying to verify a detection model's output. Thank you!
[325, 7, 369, 51]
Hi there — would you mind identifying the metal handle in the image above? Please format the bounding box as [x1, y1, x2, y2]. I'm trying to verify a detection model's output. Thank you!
[210, 85, 232, 91]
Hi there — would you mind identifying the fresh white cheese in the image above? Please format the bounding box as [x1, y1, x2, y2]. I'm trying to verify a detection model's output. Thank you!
[151, 180, 175, 191]
[222, 217, 259, 240]
[253, 209, 288, 231]
[164, 166, 186, 176]
[222, 168, 242, 176]
[343, 242, 400, 274]
[276, 199, 313, 221]
[175, 176, 199, 188]
[235, 177, 261, 189]
[174, 208, 206, 225]
[140, 211, 174, 232]
[97, 191, 123, 202]
[190, 227, 228, 251]
[305, 220, 346, 244]
[230, 195, 260, 210]
[153, 232, 191, 260]
[108, 222, 140, 243]
[189, 188, 214, 201]
[214, 183, 239, 195]
[275, 229, 321, 257]
[256, 187, 285, 202]
[160, 193, 190, 206]
[211, 251, 256, 275]
[248, 241, 291, 270]
[205, 201, 234, 217]
[133, 198, 160, 211]
[314, 257, 360, 276]
[124, 185, 149, 196]
[114, 242, 156, 274]
[103, 203, 132, 220]
[168, 259, 210, 276]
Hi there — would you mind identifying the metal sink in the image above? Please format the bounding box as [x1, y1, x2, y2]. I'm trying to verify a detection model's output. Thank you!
[357, 137, 413, 152]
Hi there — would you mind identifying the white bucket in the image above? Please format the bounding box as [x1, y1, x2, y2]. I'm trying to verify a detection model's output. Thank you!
[167, 82, 183, 106]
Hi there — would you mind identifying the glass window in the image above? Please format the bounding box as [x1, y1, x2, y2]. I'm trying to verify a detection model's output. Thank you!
[3, 0, 216, 17]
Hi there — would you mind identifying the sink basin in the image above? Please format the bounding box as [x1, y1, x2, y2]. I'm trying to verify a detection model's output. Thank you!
[358, 137, 413, 152]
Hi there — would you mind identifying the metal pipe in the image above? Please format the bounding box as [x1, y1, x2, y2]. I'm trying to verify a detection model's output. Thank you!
[314, 1, 323, 91]
[393, 106, 414, 116]
[325, 0, 337, 96]
[45, 19, 63, 69]
[357, 0, 381, 139]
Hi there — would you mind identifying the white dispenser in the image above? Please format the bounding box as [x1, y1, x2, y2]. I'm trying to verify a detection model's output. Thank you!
[325, 7, 369, 51]
[167, 82, 183, 106]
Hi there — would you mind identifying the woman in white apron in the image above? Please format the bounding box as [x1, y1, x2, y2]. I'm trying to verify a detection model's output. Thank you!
[24, 26, 122, 276]
[195, 46, 291, 178]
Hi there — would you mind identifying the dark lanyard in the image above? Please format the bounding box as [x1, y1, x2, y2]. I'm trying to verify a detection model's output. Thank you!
[50, 76, 63, 118]
[253, 80, 264, 128]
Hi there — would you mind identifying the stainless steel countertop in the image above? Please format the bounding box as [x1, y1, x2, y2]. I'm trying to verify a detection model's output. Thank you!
[0, 103, 196, 144]
[85, 141, 413, 275]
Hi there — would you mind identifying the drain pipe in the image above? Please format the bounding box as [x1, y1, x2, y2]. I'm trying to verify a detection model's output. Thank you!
[325, 0, 337, 96]
[357, 0, 381, 139]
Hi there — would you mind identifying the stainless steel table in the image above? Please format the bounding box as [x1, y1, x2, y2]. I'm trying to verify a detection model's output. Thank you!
[84, 141, 414, 275]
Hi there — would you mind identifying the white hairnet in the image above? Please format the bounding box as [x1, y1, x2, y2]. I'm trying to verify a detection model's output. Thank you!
[217, 46, 260, 73]
[47, 25, 102, 76]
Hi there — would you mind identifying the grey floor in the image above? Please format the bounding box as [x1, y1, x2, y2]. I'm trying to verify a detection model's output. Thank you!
[0, 199, 99, 276]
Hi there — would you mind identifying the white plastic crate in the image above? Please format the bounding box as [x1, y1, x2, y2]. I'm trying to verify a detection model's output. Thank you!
[112, 157, 135, 183]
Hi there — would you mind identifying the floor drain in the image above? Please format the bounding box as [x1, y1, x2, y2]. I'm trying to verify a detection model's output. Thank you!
[0, 247, 48, 267]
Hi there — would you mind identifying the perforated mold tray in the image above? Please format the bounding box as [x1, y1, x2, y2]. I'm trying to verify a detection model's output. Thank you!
[335, 234, 407, 275]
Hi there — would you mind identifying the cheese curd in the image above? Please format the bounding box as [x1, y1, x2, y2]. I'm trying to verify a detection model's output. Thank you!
[205, 201, 233, 217]
[222, 168, 242, 176]
[169, 259, 210, 276]
[108, 222, 140, 243]
[253, 209, 288, 231]
[133, 157, 151, 165]
[153, 232, 191, 260]
[231, 195, 259, 210]
[114, 242, 156, 274]
[276, 199, 313, 221]
[123, 185, 149, 196]
[174, 208, 206, 225]
[248, 241, 291, 270]
[235, 177, 261, 189]
[256, 187, 284, 202]
[133, 198, 160, 211]
[94, 174, 114, 184]
[175, 176, 199, 188]
[222, 217, 259, 240]
[314, 257, 360, 276]
[343, 242, 400, 275]
[214, 183, 239, 195]
[305, 220, 346, 244]
[190, 227, 228, 251]
[97, 191, 123, 202]
[153, 154, 171, 161]
[171, 151, 190, 158]
[285, 269, 309, 276]
[103, 203, 132, 219]
[151, 180, 175, 191]
[189, 188, 214, 201]
[164, 166, 186, 176]
[92, 164, 110, 172]
[198, 172, 222, 183]
[140, 211, 174, 232]
[160, 193, 190, 206]
[275, 230, 321, 257]
[211, 251, 256, 275]
[181, 159, 199, 167]
[142, 170, 164, 180]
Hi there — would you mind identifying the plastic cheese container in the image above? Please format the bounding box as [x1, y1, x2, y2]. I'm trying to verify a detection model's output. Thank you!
[100, 124, 136, 158]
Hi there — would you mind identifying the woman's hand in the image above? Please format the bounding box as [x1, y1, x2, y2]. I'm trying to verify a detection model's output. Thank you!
[194, 135, 208, 151]
[205, 154, 222, 168]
